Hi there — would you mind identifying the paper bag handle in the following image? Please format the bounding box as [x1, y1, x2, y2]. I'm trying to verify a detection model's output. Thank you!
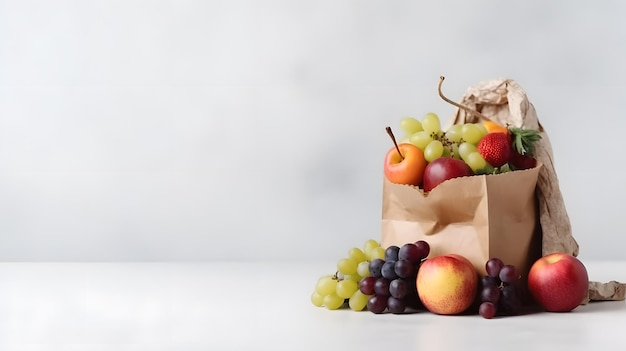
[438, 76, 500, 125]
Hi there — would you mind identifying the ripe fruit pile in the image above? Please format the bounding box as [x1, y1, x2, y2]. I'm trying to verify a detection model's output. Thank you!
[478, 258, 524, 319]
[311, 239, 589, 317]
[383, 75, 541, 192]
[385, 112, 541, 191]
[310, 239, 430, 313]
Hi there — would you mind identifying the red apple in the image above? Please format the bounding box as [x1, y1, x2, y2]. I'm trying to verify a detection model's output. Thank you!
[422, 157, 473, 192]
[383, 143, 427, 186]
[527, 253, 589, 312]
[416, 254, 478, 315]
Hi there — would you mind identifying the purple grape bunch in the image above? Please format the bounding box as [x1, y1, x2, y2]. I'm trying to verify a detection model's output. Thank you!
[479, 257, 524, 319]
[361, 240, 430, 314]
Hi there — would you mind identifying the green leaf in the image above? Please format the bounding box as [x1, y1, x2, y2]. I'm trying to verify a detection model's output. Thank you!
[509, 127, 541, 156]
[499, 163, 512, 173]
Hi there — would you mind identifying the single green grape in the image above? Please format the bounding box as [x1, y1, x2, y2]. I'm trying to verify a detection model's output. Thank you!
[424, 140, 444, 162]
[400, 117, 423, 135]
[466, 152, 488, 172]
[461, 124, 483, 144]
[348, 290, 371, 311]
[337, 258, 358, 276]
[357, 261, 371, 278]
[323, 293, 345, 310]
[458, 142, 478, 162]
[474, 123, 488, 138]
[422, 112, 441, 134]
[348, 247, 367, 263]
[311, 291, 325, 307]
[409, 131, 434, 150]
[366, 246, 385, 261]
[445, 124, 463, 143]
[343, 274, 361, 282]
[336, 279, 359, 299]
[315, 275, 337, 296]
[442, 145, 452, 158]
[363, 239, 379, 253]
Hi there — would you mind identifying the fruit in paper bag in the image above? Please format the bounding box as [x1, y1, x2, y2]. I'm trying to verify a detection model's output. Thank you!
[527, 253, 589, 312]
[482, 120, 508, 134]
[416, 254, 478, 315]
[383, 143, 427, 186]
[384, 127, 427, 186]
[509, 148, 537, 170]
[477, 132, 511, 167]
[422, 157, 473, 192]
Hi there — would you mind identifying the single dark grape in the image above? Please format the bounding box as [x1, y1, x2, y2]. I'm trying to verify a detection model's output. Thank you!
[485, 258, 504, 278]
[374, 278, 391, 296]
[367, 295, 387, 314]
[369, 258, 385, 278]
[499, 265, 520, 283]
[481, 275, 499, 288]
[359, 276, 376, 295]
[398, 243, 420, 264]
[405, 278, 417, 294]
[389, 278, 409, 299]
[381, 260, 399, 280]
[500, 284, 522, 315]
[414, 240, 430, 260]
[387, 296, 407, 314]
[404, 279, 418, 301]
[479, 301, 497, 319]
[384, 245, 400, 261]
[394, 259, 415, 278]
[500, 283, 516, 299]
[406, 293, 423, 310]
[481, 285, 501, 305]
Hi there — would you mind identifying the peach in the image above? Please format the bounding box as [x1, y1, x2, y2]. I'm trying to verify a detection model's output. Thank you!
[416, 254, 478, 315]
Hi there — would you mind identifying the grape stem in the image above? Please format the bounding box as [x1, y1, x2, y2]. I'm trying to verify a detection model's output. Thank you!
[437, 76, 495, 123]
[386, 126, 404, 160]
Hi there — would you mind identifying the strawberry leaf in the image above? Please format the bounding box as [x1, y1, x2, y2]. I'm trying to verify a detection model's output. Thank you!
[509, 127, 541, 156]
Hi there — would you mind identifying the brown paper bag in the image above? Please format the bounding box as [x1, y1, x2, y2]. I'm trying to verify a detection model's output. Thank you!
[449, 78, 624, 302]
[381, 164, 542, 277]
[447, 78, 579, 257]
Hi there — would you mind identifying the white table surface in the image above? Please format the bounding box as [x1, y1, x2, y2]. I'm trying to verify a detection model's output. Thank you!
[0, 261, 623, 351]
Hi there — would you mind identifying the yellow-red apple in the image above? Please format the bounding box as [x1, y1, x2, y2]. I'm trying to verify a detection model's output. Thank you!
[527, 253, 589, 312]
[383, 143, 427, 186]
[416, 254, 478, 315]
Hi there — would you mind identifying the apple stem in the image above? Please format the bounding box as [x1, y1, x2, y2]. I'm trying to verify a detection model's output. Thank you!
[437, 76, 495, 123]
[386, 126, 404, 160]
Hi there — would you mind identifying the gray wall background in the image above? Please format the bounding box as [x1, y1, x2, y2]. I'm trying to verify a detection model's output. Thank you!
[1, 1, 624, 261]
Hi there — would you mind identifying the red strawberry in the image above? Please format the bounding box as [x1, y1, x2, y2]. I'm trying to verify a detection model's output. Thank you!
[477, 133, 511, 167]
[510, 149, 537, 170]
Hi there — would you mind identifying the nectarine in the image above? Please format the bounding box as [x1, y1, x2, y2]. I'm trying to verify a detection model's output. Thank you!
[416, 254, 478, 315]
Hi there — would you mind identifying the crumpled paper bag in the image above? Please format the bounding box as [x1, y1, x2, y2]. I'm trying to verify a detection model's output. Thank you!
[448, 78, 625, 303]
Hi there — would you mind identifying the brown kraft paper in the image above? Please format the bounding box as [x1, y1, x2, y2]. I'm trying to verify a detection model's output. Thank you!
[382, 164, 542, 278]
[448, 78, 625, 302]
